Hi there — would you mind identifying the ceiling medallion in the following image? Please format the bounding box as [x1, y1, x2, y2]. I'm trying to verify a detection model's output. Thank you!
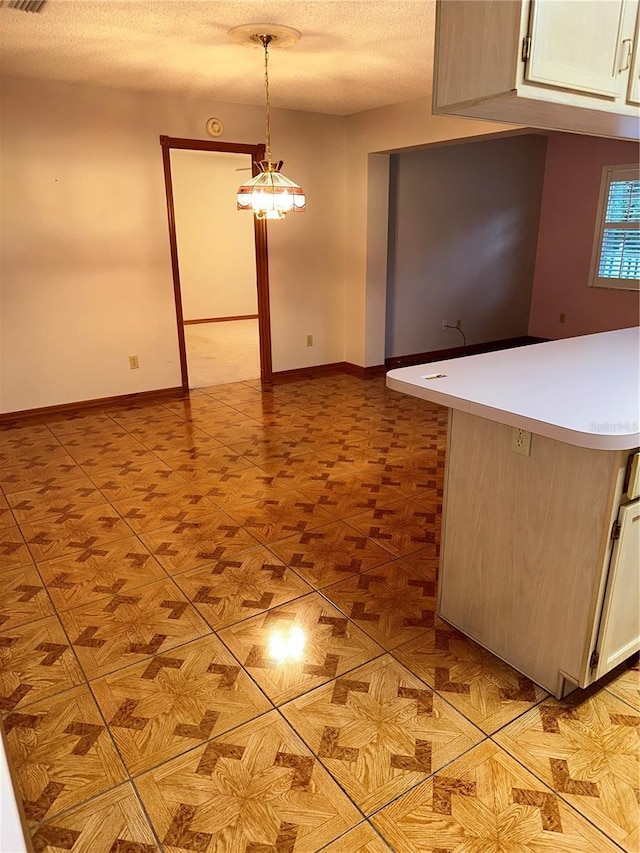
[227, 23, 301, 49]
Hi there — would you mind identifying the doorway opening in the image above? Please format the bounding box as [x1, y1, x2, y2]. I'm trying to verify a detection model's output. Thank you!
[184, 318, 259, 387]
[160, 136, 272, 389]
[382, 130, 547, 369]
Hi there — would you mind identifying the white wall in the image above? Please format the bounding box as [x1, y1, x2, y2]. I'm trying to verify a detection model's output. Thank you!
[0, 74, 524, 413]
[0, 76, 346, 413]
[171, 149, 257, 321]
[386, 135, 547, 358]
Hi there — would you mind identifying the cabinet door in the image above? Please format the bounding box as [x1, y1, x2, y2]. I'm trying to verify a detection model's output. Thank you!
[594, 499, 640, 679]
[628, 15, 640, 103]
[526, 0, 632, 98]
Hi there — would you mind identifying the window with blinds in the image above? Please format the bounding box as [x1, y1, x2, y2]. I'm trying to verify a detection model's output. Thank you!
[589, 165, 640, 291]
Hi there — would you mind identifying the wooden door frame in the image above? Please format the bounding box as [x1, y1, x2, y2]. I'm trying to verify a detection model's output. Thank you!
[159, 135, 272, 388]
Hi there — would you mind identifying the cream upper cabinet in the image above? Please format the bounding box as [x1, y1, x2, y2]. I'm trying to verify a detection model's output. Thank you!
[433, 0, 640, 140]
[526, 0, 630, 97]
[629, 14, 640, 103]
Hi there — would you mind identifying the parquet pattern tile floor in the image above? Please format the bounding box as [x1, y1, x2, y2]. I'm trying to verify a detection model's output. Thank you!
[1, 374, 638, 852]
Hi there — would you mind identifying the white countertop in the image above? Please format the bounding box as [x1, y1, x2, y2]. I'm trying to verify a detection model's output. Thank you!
[386, 328, 640, 450]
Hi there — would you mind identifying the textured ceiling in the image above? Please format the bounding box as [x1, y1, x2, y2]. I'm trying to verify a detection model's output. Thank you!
[0, 1, 436, 115]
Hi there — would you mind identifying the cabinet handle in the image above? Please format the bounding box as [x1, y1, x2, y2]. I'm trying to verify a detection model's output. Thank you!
[618, 38, 633, 73]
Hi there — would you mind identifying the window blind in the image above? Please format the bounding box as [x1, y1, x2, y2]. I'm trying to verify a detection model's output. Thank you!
[598, 178, 640, 281]
[599, 228, 640, 279]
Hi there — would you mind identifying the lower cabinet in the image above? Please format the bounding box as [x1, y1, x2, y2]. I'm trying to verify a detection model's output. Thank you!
[592, 498, 640, 681]
[437, 410, 639, 698]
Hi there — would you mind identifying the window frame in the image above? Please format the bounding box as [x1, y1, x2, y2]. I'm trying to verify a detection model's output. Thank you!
[588, 163, 640, 292]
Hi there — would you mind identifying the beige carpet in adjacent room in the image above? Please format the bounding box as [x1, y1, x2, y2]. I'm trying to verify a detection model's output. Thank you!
[184, 319, 260, 387]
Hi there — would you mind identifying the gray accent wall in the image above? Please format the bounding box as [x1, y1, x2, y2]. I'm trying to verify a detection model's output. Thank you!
[386, 135, 547, 359]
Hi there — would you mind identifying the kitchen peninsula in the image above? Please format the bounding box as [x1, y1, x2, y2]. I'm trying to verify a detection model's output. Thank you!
[387, 328, 640, 698]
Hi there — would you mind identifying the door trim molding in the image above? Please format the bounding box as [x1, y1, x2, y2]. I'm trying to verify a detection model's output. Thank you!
[159, 135, 271, 388]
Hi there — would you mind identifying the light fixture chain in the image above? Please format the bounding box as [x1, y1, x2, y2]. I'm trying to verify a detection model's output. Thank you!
[262, 36, 272, 165]
[234, 26, 305, 218]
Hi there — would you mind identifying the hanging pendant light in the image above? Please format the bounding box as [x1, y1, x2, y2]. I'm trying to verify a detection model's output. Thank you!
[231, 27, 306, 220]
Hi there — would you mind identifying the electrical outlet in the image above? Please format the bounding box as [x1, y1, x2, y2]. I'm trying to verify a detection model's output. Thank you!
[441, 320, 448, 331]
[128, 355, 139, 370]
[455, 319, 462, 329]
[559, 312, 566, 324]
[306, 335, 313, 347]
[511, 427, 531, 457]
